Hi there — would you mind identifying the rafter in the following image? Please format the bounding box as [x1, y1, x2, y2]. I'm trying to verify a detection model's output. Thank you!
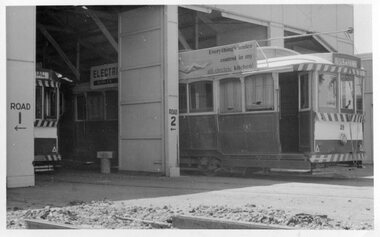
[37, 24, 80, 80]
[45, 12, 115, 62]
[178, 30, 191, 50]
[83, 8, 118, 53]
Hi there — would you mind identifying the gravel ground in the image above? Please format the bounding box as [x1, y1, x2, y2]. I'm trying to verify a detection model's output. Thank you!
[6, 200, 373, 230]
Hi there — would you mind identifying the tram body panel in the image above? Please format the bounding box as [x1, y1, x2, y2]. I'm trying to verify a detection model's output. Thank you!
[178, 45, 366, 171]
[34, 69, 62, 172]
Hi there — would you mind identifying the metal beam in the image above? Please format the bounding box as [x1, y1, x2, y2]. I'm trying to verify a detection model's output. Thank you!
[46, 12, 115, 62]
[196, 13, 220, 33]
[84, 8, 118, 53]
[178, 30, 191, 50]
[37, 24, 80, 80]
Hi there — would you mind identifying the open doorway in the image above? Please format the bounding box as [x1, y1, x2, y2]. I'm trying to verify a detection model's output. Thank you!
[279, 72, 299, 152]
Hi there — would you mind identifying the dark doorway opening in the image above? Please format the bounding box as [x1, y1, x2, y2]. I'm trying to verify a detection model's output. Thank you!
[279, 72, 299, 152]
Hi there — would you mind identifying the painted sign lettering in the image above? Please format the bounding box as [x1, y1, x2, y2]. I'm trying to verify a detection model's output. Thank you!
[10, 103, 31, 110]
[90, 63, 118, 89]
[36, 70, 50, 79]
[333, 53, 361, 68]
[169, 108, 177, 130]
[179, 40, 257, 79]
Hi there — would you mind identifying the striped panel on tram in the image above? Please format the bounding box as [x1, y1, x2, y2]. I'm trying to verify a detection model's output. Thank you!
[294, 63, 366, 77]
[309, 153, 365, 163]
[314, 112, 364, 123]
[45, 154, 62, 161]
[34, 119, 58, 127]
[36, 79, 59, 88]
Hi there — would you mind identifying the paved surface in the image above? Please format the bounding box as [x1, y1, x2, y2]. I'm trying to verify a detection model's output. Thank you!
[7, 166, 374, 227]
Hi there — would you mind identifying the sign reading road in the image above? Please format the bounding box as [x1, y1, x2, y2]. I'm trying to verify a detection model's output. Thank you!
[10, 103, 29, 131]
[10, 102, 31, 110]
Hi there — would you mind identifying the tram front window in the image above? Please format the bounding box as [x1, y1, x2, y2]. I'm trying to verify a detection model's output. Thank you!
[44, 87, 57, 119]
[318, 73, 338, 113]
[340, 74, 354, 113]
[355, 76, 363, 114]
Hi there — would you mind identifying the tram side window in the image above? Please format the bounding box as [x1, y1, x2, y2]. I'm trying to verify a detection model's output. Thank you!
[340, 74, 354, 113]
[44, 87, 57, 119]
[220, 78, 242, 113]
[76, 94, 86, 121]
[355, 76, 363, 114]
[36, 86, 42, 119]
[179, 84, 188, 113]
[87, 92, 104, 121]
[189, 81, 213, 113]
[245, 73, 274, 111]
[105, 91, 118, 120]
[318, 73, 338, 113]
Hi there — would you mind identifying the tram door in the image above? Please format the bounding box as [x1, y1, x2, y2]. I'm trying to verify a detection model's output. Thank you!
[279, 72, 299, 152]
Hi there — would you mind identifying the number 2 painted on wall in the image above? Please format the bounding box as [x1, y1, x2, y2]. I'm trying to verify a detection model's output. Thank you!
[171, 116, 176, 126]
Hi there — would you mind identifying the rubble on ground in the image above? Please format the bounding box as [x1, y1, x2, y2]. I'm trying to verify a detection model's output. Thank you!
[6, 200, 372, 229]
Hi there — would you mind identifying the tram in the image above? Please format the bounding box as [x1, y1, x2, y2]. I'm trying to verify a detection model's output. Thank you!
[33, 68, 64, 172]
[178, 41, 366, 173]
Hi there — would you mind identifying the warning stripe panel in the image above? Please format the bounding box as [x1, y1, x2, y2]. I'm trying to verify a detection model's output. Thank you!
[293, 63, 365, 77]
[34, 120, 58, 127]
[45, 154, 61, 161]
[315, 112, 364, 123]
[309, 153, 365, 163]
[36, 79, 59, 88]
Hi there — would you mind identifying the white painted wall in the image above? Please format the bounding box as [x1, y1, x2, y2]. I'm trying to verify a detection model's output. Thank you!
[208, 5, 354, 54]
[7, 6, 36, 187]
[119, 6, 179, 176]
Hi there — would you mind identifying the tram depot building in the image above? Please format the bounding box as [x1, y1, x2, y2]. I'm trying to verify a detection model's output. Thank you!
[6, 5, 371, 188]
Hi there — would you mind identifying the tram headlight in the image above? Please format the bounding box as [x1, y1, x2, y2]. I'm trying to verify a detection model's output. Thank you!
[358, 141, 364, 151]
[340, 133, 348, 145]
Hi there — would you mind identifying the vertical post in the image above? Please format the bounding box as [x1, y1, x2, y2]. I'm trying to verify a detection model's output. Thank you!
[268, 22, 284, 47]
[164, 6, 180, 177]
[76, 40, 80, 79]
[195, 13, 199, 50]
[6, 6, 36, 187]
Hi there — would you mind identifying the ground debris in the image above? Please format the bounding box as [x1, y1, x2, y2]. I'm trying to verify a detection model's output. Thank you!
[6, 201, 372, 230]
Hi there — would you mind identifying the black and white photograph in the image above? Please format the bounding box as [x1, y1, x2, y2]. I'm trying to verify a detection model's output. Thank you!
[1, 0, 377, 236]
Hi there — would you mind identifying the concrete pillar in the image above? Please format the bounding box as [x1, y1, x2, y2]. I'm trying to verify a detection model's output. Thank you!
[119, 6, 179, 176]
[269, 22, 284, 47]
[164, 6, 180, 177]
[7, 6, 36, 187]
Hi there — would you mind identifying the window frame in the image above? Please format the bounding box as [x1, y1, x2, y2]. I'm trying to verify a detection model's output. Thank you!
[219, 77, 242, 114]
[75, 93, 87, 121]
[317, 72, 339, 113]
[244, 73, 275, 113]
[340, 73, 355, 114]
[44, 86, 58, 120]
[179, 83, 188, 114]
[86, 91, 105, 121]
[104, 90, 118, 121]
[188, 80, 214, 114]
[298, 72, 311, 111]
[354, 75, 364, 114]
[35, 85, 43, 119]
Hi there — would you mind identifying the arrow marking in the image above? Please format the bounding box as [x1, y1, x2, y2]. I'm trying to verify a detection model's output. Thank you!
[14, 125, 27, 131]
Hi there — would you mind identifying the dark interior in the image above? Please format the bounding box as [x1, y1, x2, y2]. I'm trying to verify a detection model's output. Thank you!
[279, 72, 299, 152]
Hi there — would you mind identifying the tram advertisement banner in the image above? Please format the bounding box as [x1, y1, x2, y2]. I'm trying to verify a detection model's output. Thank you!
[90, 63, 118, 89]
[179, 40, 257, 79]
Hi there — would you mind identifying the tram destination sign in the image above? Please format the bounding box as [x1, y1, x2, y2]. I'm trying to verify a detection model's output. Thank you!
[333, 53, 361, 69]
[90, 63, 118, 89]
[179, 40, 257, 79]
